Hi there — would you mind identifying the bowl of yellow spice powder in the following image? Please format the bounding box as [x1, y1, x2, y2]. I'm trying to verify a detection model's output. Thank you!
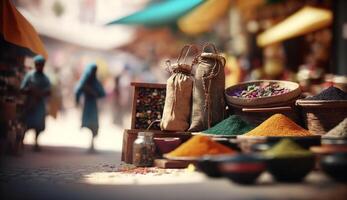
[264, 139, 315, 182]
[237, 114, 320, 152]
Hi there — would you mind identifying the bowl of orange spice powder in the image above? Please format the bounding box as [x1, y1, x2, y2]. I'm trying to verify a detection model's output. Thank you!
[163, 135, 236, 161]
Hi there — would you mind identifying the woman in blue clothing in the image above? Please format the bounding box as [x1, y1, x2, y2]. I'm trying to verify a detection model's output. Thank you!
[75, 63, 105, 152]
[21, 55, 51, 151]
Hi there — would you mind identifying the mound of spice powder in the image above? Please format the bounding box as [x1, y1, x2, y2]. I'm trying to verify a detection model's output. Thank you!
[264, 139, 312, 158]
[166, 135, 235, 157]
[201, 115, 254, 136]
[244, 114, 313, 136]
[305, 86, 347, 100]
[323, 118, 347, 138]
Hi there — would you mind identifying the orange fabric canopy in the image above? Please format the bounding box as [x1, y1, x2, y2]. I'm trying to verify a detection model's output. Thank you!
[0, 0, 47, 58]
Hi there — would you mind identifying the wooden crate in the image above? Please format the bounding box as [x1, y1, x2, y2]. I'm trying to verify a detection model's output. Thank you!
[130, 82, 166, 130]
[122, 82, 193, 164]
[122, 129, 192, 163]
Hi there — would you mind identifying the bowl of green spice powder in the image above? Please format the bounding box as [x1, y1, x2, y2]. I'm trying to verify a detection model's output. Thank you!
[193, 115, 254, 138]
[264, 139, 315, 182]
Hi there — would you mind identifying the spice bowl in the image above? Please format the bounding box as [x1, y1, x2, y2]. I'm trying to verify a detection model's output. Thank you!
[320, 152, 347, 182]
[311, 138, 347, 169]
[196, 155, 233, 178]
[265, 155, 315, 182]
[296, 100, 347, 135]
[219, 154, 266, 184]
[225, 80, 301, 107]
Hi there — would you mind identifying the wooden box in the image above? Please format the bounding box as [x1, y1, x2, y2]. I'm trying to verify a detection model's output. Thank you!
[122, 129, 192, 163]
[121, 82, 192, 164]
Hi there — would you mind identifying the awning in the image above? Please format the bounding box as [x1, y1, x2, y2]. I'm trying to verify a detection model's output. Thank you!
[257, 6, 332, 47]
[178, 0, 231, 35]
[107, 0, 203, 26]
[18, 9, 135, 50]
[0, 0, 47, 58]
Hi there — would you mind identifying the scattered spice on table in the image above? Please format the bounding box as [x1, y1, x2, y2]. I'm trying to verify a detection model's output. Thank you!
[113, 163, 184, 175]
[305, 86, 347, 100]
[201, 115, 254, 136]
[166, 135, 235, 157]
[244, 114, 313, 137]
[323, 118, 347, 138]
[230, 82, 290, 99]
[135, 88, 166, 129]
[264, 139, 313, 158]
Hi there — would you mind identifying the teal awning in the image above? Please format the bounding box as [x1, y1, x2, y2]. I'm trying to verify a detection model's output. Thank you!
[107, 0, 204, 26]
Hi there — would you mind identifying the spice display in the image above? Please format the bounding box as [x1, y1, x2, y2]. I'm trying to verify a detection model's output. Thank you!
[166, 135, 234, 157]
[133, 132, 156, 167]
[244, 114, 313, 136]
[201, 115, 254, 136]
[135, 87, 166, 130]
[305, 86, 347, 100]
[264, 139, 313, 158]
[189, 43, 226, 132]
[323, 118, 347, 138]
[160, 45, 197, 131]
[230, 82, 290, 99]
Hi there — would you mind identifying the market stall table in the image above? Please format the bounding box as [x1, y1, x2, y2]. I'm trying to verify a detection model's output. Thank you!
[80, 169, 347, 200]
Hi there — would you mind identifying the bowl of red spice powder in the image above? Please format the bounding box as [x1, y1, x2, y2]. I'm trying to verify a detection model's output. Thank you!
[218, 154, 266, 184]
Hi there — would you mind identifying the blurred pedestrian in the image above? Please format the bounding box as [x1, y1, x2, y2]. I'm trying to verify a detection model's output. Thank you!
[20, 55, 51, 151]
[75, 63, 105, 152]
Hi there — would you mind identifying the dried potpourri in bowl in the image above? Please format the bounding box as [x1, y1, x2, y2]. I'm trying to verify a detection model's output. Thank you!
[225, 80, 301, 107]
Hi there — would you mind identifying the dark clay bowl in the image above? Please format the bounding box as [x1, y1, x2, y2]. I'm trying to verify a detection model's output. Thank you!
[320, 152, 347, 182]
[219, 154, 266, 184]
[266, 155, 315, 182]
[196, 155, 235, 178]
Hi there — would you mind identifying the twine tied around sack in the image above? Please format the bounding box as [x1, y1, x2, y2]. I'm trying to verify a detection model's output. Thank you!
[147, 119, 161, 130]
[165, 44, 199, 116]
[200, 43, 226, 128]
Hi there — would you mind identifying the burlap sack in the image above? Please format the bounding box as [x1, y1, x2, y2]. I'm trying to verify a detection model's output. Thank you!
[189, 43, 226, 132]
[160, 45, 198, 131]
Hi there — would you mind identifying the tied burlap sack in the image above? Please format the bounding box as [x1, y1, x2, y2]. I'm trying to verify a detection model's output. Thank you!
[189, 43, 226, 132]
[160, 45, 199, 131]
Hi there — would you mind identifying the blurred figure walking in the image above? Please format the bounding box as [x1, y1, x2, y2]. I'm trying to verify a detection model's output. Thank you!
[20, 55, 51, 151]
[75, 63, 105, 152]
